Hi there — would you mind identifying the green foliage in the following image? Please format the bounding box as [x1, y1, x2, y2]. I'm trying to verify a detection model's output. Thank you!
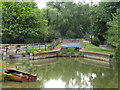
[67, 48, 76, 54]
[49, 39, 61, 49]
[91, 2, 120, 44]
[59, 48, 80, 56]
[2, 2, 48, 44]
[92, 37, 100, 46]
[59, 48, 68, 55]
[21, 53, 27, 57]
[45, 30, 61, 42]
[105, 9, 120, 60]
[46, 2, 90, 39]
[75, 51, 81, 55]
[26, 50, 31, 55]
[106, 12, 119, 48]
[27, 44, 52, 51]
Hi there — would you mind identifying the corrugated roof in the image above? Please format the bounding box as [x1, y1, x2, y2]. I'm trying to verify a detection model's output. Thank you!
[61, 42, 80, 48]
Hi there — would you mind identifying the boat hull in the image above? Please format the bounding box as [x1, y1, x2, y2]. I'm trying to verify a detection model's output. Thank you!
[4, 68, 37, 82]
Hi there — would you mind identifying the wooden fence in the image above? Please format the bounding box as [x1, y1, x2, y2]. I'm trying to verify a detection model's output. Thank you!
[27, 43, 51, 51]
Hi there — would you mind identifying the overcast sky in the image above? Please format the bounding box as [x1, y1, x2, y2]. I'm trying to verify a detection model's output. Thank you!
[34, 0, 101, 9]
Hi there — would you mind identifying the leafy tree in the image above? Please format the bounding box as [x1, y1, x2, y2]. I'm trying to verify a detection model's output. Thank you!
[106, 13, 119, 48]
[91, 2, 120, 44]
[2, 2, 48, 44]
[106, 9, 120, 61]
[46, 2, 91, 39]
[45, 30, 61, 42]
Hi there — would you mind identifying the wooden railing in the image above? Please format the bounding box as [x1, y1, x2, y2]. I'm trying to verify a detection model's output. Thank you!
[27, 43, 51, 51]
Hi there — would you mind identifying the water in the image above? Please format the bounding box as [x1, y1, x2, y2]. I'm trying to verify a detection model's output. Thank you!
[2, 57, 118, 88]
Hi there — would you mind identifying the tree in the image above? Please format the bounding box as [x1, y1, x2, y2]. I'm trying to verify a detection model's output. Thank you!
[2, 2, 48, 44]
[45, 30, 61, 42]
[46, 2, 91, 39]
[106, 13, 119, 48]
[91, 2, 120, 44]
[106, 9, 120, 61]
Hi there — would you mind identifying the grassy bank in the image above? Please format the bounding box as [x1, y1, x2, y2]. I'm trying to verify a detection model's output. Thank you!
[80, 42, 115, 55]
[27, 42, 115, 55]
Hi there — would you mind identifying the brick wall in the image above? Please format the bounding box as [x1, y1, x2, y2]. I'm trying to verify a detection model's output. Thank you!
[61, 39, 90, 43]
[61, 39, 82, 42]
[80, 50, 113, 61]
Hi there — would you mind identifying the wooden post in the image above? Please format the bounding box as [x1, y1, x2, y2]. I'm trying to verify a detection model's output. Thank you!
[45, 44, 46, 51]
[33, 53, 34, 60]
[6, 47, 8, 54]
[39, 44, 40, 50]
[32, 44, 34, 50]
[2, 52, 3, 60]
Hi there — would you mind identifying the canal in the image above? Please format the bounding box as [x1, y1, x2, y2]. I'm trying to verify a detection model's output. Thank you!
[2, 57, 118, 88]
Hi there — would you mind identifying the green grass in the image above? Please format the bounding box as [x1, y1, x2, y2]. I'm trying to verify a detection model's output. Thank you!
[80, 42, 115, 55]
[27, 44, 52, 51]
[55, 43, 63, 49]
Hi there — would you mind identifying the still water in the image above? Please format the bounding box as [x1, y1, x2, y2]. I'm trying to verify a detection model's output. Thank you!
[2, 57, 118, 88]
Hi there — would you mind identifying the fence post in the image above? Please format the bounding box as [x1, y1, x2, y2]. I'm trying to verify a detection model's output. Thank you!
[45, 44, 46, 51]
[39, 44, 40, 50]
[32, 44, 34, 50]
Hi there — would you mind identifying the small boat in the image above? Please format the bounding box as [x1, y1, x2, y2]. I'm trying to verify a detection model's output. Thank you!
[4, 68, 37, 82]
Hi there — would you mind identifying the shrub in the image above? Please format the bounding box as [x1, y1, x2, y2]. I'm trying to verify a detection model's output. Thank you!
[26, 50, 31, 55]
[68, 48, 76, 54]
[21, 53, 27, 57]
[75, 52, 81, 55]
[59, 48, 80, 56]
[59, 48, 68, 55]
[63, 49, 68, 54]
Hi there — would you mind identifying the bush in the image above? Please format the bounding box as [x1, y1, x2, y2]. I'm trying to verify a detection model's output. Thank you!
[66, 51, 72, 55]
[21, 53, 27, 57]
[26, 50, 31, 55]
[59, 48, 68, 55]
[68, 48, 76, 53]
[59, 48, 80, 56]
[75, 52, 81, 55]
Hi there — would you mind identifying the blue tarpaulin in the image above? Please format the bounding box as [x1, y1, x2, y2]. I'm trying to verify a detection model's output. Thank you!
[61, 42, 80, 48]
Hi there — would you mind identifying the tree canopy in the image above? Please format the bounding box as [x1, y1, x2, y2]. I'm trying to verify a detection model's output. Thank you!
[2, 1, 120, 53]
[2, 2, 48, 44]
[46, 2, 91, 40]
[91, 2, 120, 44]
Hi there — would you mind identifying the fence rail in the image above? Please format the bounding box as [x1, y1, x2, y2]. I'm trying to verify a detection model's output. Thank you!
[27, 43, 52, 51]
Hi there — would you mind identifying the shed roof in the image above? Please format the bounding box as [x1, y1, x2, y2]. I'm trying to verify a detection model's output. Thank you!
[61, 42, 80, 48]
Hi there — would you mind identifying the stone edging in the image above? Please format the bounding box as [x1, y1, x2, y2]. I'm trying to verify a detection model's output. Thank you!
[80, 50, 113, 61]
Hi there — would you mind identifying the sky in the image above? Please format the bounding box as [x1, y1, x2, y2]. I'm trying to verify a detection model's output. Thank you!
[34, 0, 101, 9]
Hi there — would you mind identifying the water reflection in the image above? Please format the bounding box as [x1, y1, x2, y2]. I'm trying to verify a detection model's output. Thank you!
[2, 57, 118, 88]
[44, 79, 65, 88]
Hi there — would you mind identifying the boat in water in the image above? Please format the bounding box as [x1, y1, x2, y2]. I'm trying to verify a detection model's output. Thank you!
[4, 68, 37, 82]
